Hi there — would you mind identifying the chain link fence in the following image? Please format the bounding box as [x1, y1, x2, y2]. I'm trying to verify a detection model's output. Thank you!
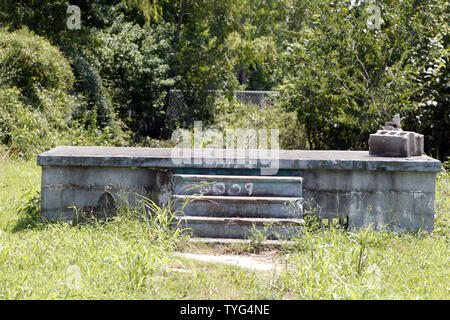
[233, 90, 280, 108]
[167, 90, 280, 118]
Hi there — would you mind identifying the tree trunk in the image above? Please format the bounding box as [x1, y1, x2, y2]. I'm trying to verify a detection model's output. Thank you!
[174, 0, 187, 54]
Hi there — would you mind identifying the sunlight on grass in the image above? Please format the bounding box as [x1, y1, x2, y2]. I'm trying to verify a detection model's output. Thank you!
[0, 159, 448, 299]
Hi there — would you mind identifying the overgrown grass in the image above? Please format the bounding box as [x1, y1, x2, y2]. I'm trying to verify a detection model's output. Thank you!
[0, 158, 185, 299]
[0, 159, 448, 299]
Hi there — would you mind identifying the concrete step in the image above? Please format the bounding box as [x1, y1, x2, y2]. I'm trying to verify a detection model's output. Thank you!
[173, 216, 305, 240]
[173, 174, 303, 197]
[173, 195, 303, 218]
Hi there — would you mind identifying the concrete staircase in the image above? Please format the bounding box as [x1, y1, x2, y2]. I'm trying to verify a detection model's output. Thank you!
[172, 174, 304, 240]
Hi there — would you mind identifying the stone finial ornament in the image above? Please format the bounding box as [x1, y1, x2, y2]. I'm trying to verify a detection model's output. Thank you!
[383, 114, 402, 131]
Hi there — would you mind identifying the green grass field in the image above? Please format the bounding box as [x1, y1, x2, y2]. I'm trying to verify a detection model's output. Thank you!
[0, 158, 448, 299]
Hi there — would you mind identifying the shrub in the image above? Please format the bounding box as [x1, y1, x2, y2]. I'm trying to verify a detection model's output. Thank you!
[0, 28, 74, 95]
[0, 87, 46, 157]
[213, 97, 309, 150]
[91, 20, 176, 139]
[0, 28, 128, 158]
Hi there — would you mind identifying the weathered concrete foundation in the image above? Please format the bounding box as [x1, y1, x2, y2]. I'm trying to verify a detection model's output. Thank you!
[37, 147, 441, 233]
[40, 166, 173, 221]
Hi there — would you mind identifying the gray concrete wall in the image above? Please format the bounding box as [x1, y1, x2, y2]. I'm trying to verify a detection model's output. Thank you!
[41, 166, 173, 221]
[301, 170, 437, 232]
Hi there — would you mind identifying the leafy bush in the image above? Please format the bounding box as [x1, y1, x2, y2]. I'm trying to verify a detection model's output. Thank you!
[90, 19, 176, 139]
[0, 87, 46, 156]
[0, 86, 122, 158]
[17, 189, 41, 219]
[0, 28, 74, 95]
[213, 97, 308, 150]
[0, 28, 128, 158]
[70, 54, 116, 129]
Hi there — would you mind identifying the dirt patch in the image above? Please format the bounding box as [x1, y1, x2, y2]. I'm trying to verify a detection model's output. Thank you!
[172, 252, 287, 272]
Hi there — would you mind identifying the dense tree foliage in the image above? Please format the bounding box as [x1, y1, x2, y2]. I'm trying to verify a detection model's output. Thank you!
[279, 0, 449, 154]
[0, 29, 126, 157]
[0, 0, 448, 160]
